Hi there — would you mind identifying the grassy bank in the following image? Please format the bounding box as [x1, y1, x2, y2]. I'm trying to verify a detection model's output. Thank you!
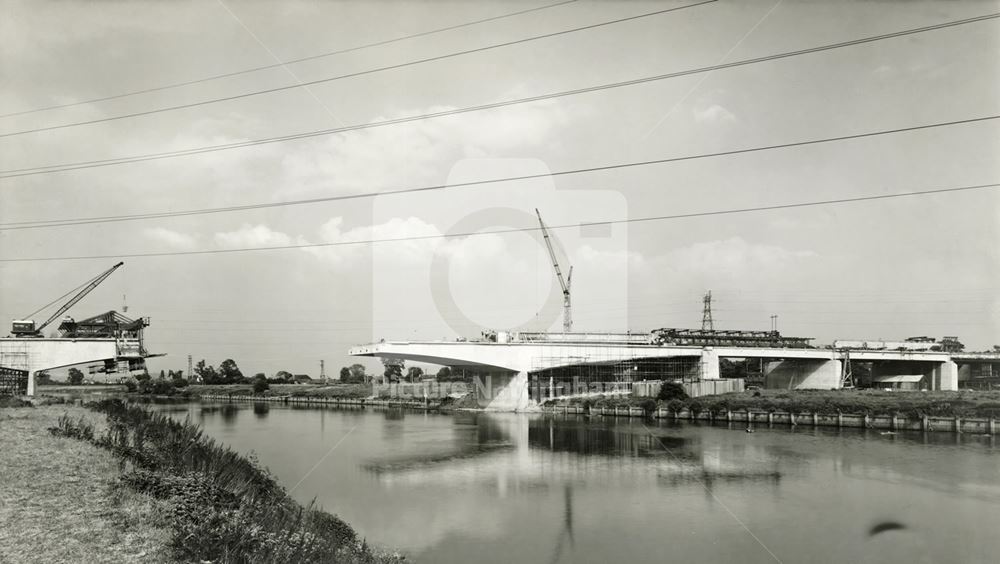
[0, 402, 172, 563]
[45, 399, 401, 563]
[553, 389, 1000, 419]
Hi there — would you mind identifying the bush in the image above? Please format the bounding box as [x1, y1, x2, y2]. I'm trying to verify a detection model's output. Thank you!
[657, 382, 689, 402]
[61, 400, 398, 564]
[123, 380, 138, 393]
[253, 377, 270, 394]
[639, 398, 657, 416]
[0, 396, 33, 408]
[666, 399, 686, 414]
[688, 400, 704, 416]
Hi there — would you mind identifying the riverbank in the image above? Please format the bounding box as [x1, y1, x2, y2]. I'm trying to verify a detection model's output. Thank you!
[2, 399, 402, 563]
[0, 403, 172, 563]
[552, 389, 1000, 418]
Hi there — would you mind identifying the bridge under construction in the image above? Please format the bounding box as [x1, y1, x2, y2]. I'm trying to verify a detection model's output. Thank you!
[351, 329, 1000, 411]
[0, 262, 157, 396]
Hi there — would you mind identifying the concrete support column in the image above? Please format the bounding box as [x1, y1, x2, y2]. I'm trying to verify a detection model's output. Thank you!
[938, 361, 958, 391]
[764, 358, 841, 389]
[701, 348, 720, 380]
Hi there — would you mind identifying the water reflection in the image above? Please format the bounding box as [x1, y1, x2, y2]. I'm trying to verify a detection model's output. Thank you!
[154, 402, 1000, 564]
[252, 402, 269, 418]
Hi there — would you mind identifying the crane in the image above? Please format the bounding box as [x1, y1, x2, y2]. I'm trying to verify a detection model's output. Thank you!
[535, 209, 573, 333]
[12, 262, 125, 337]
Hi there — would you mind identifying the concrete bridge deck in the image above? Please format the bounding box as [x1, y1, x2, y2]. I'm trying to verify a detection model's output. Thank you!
[350, 339, 1000, 411]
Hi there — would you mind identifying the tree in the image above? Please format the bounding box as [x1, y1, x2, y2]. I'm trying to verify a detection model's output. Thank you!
[339, 367, 351, 381]
[67, 368, 85, 385]
[275, 370, 293, 381]
[253, 373, 269, 394]
[219, 359, 243, 384]
[195, 360, 219, 385]
[657, 382, 689, 402]
[381, 358, 404, 383]
[406, 366, 424, 382]
[36, 372, 53, 386]
[435, 366, 452, 381]
[159, 369, 166, 380]
[346, 364, 368, 384]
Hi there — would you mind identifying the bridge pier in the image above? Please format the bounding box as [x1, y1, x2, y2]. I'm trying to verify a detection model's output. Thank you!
[764, 358, 842, 389]
[701, 348, 720, 380]
[930, 361, 958, 391]
[474, 370, 533, 411]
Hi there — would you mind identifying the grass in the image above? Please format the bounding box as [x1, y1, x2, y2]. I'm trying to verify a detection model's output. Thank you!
[0, 405, 172, 563]
[556, 389, 1000, 418]
[47, 399, 400, 563]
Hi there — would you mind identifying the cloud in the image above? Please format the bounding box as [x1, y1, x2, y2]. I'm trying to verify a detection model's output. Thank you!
[665, 237, 815, 273]
[214, 224, 305, 248]
[278, 100, 572, 196]
[693, 103, 737, 124]
[143, 227, 198, 249]
[304, 216, 445, 266]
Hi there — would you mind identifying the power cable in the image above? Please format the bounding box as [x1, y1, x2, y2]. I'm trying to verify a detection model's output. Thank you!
[0, 10, 994, 179]
[0, 1, 716, 137]
[21, 276, 98, 319]
[1, 180, 996, 262]
[0, 0, 579, 119]
[1, 114, 995, 230]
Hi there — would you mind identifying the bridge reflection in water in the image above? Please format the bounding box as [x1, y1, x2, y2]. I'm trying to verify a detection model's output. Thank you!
[157, 402, 1000, 564]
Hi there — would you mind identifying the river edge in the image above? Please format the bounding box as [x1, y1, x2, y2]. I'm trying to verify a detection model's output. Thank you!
[193, 388, 1000, 435]
[1, 399, 404, 564]
[0, 403, 173, 563]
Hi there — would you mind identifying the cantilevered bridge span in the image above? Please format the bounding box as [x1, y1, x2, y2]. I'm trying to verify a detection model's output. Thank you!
[350, 332, 998, 411]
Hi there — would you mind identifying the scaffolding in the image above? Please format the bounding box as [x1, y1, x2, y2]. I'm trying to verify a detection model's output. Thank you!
[527, 341, 700, 403]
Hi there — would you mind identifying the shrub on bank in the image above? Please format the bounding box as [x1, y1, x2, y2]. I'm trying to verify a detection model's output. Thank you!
[50, 399, 400, 564]
[657, 382, 688, 402]
[0, 396, 34, 408]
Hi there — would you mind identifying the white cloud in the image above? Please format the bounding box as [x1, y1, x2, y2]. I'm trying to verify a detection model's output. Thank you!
[304, 216, 445, 266]
[693, 103, 737, 124]
[665, 237, 815, 273]
[278, 100, 572, 197]
[214, 224, 304, 248]
[143, 227, 198, 249]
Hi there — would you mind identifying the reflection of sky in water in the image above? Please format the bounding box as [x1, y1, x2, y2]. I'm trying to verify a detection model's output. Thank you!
[157, 402, 1000, 564]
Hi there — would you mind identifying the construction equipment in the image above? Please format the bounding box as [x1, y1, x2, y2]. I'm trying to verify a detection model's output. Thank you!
[11, 262, 124, 337]
[535, 209, 573, 333]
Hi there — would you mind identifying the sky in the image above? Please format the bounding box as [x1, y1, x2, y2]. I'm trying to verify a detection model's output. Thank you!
[1, 0, 998, 377]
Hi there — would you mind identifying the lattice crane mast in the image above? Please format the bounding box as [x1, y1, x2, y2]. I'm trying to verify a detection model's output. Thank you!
[12, 262, 125, 337]
[535, 209, 573, 333]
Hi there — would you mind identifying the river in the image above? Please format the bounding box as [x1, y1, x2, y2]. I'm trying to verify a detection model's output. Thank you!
[154, 401, 1000, 563]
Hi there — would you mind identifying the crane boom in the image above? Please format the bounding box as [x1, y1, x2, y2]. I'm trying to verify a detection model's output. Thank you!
[535, 209, 573, 333]
[13, 262, 124, 336]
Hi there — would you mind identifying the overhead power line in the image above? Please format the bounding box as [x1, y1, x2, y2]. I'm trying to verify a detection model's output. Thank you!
[0, 0, 716, 138]
[0, 0, 580, 119]
[1, 180, 996, 262]
[1, 114, 996, 231]
[1, 12, 994, 179]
